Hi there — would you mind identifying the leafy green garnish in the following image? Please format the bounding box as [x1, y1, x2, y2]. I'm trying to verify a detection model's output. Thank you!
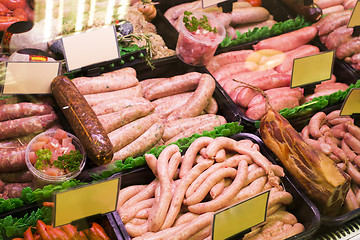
[220, 15, 311, 48]
[90, 122, 244, 180]
[183, 11, 217, 34]
[35, 149, 51, 170]
[0, 207, 52, 238]
[53, 150, 83, 172]
[279, 80, 360, 119]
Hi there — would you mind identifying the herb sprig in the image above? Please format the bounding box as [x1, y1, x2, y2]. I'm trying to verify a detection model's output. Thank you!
[53, 150, 83, 172]
[183, 11, 217, 33]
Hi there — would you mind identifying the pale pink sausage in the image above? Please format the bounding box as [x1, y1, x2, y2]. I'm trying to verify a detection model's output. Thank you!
[309, 112, 327, 138]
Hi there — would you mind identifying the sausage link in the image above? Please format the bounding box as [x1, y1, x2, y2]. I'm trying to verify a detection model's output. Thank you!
[117, 185, 147, 209]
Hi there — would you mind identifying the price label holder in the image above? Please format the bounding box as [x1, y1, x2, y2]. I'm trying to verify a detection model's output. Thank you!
[340, 88, 360, 116]
[291, 50, 334, 93]
[1, 61, 61, 95]
[53, 177, 121, 228]
[212, 190, 270, 240]
[62, 26, 120, 72]
[201, 0, 236, 12]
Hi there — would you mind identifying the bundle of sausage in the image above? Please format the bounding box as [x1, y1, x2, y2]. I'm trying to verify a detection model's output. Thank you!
[314, 0, 357, 15]
[0, 102, 59, 198]
[207, 26, 349, 120]
[117, 136, 305, 239]
[141, 72, 227, 144]
[164, 0, 276, 40]
[314, 8, 360, 70]
[300, 110, 360, 213]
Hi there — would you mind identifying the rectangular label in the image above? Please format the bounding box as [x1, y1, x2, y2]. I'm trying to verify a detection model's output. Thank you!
[212, 190, 270, 240]
[340, 88, 360, 116]
[2, 61, 60, 94]
[202, 0, 227, 8]
[54, 178, 120, 227]
[348, 1, 360, 28]
[62, 26, 120, 71]
[291, 51, 334, 88]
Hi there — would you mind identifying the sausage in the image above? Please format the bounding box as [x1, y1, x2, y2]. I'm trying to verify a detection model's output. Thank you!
[210, 178, 225, 199]
[140, 77, 166, 93]
[0, 113, 57, 141]
[212, 61, 258, 82]
[121, 180, 157, 210]
[234, 19, 277, 35]
[0, 169, 32, 183]
[344, 132, 360, 154]
[314, 0, 343, 8]
[188, 160, 248, 214]
[322, 4, 345, 15]
[168, 152, 182, 179]
[344, 188, 359, 212]
[148, 145, 178, 232]
[346, 122, 360, 141]
[341, 139, 357, 161]
[246, 96, 299, 120]
[267, 190, 293, 208]
[327, 116, 354, 126]
[161, 160, 214, 230]
[207, 12, 231, 28]
[108, 113, 159, 152]
[247, 87, 302, 109]
[179, 137, 214, 178]
[163, 114, 220, 142]
[204, 97, 218, 114]
[325, 25, 353, 50]
[301, 126, 332, 155]
[117, 185, 147, 209]
[314, 82, 349, 93]
[92, 97, 151, 116]
[318, 11, 351, 36]
[72, 71, 138, 95]
[184, 167, 237, 205]
[275, 45, 320, 73]
[135, 208, 151, 219]
[125, 222, 148, 237]
[163, 1, 202, 25]
[0, 145, 27, 172]
[165, 117, 226, 144]
[120, 198, 155, 224]
[5, 182, 32, 198]
[265, 210, 298, 225]
[0, 103, 53, 122]
[347, 162, 360, 185]
[343, 0, 357, 9]
[206, 50, 254, 74]
[144, 72, 202, 101]
[309, 112, 327, 138]
[51, 75, 113, 165]
[230, 7, 270, 25]
[173, 212, 199, 227]
[167, 74, 216, 121]
[336, 36, 360, 59]
[153, 93, 193, 118]
[235, 73, 292, 108]
[253, 26, 318, 52]
[84, 84, 143, 106]
[152, 92, 192, 108]
[112, 120, 164, 162]
[99, 103, 155, 133]
[326, 109, 341, 121]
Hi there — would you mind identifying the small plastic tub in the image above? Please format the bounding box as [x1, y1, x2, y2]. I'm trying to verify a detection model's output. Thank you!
[25, 129, 86, 187]
[176, 11, 225, 66]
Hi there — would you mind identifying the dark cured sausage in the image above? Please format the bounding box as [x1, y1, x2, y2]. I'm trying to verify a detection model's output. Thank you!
[51, 75, 113, 165]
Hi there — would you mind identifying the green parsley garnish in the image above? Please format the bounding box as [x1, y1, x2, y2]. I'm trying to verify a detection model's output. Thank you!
[35, 149, 51, 170]
[183, 11, 217, 34]
[53, 150, 83, 172]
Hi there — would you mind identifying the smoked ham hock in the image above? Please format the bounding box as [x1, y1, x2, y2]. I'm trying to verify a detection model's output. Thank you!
[259, 108, 350, 216]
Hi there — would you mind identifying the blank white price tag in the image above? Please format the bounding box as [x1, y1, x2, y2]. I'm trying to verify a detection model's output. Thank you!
[2, 61, 61, 94]
[62, 26, 120, 71]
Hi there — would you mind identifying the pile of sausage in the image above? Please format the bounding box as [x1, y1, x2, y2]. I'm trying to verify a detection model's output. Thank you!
[0, 101, 59, 198]
[117, 136, 305, 239]
[314, 5, 360, 70]
[0, 0, 33, 31]
[207, 26, 350, 120]
[300, 110, 360, 212]
[164, 0, 276, 40]
[314, 0, 357, 15]
[141, 72, 226, 144]
[70, 67, 226, 163]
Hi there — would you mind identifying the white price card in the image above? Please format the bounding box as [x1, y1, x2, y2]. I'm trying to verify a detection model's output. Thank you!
[62, 26, 120, 72]
[2, 61, 61, 94]
[53, 177, 120, 227]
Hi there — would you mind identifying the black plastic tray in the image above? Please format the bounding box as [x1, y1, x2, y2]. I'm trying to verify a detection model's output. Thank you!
[0, 204, 123, 240]
[112, 133, 321, 240]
